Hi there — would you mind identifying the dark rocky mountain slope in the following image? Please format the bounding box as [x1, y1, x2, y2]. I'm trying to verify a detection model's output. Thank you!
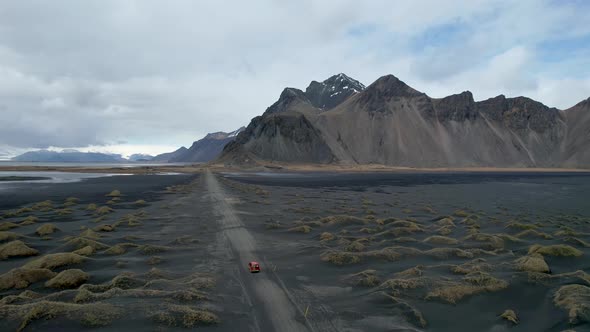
[153, 128, 244, 163]
[219, 73, 590, 168]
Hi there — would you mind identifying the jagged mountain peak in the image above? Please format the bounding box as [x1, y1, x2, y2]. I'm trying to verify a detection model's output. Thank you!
[305, 73, 365, 110]
[264, 87, 310, 115]
[365, 74, 422, 97]
[321, 73, 366, 92]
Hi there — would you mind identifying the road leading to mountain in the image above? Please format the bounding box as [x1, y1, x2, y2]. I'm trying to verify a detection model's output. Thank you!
[204, 169, 310, 332]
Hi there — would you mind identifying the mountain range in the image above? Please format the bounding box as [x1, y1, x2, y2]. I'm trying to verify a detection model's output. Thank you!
[11, 150, 127, 163]
[152, 127, 244, 162]
[219, 73, 590, 168]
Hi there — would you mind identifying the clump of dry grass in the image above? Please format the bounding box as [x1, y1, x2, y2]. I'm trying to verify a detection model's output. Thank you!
[31, 200, 53, 211]
[319, 232, 335, 241]
[563, 237, 590, 248]
[515, 229, 553, 239]
[64, 236, 108, 251]
[35, 223, 58, 236]
[362, 246, 421, 262]
[147, 256, 163, 265]
[94, 224, 114, 232]
[288, 225, 311, 233]
[451, 258, 491, 274]
[73, 246, 94, 256]
[320, 250, 361, 265]
[426, 272, 508, 304]
[435, 217, 455, 227]
[106, 190, 122, 197]
[138, 245, 169, 255]
[453, 209, 470, 217]
[134, 199, 147, 205]
[346, 269, 380, 287]
[345, 240, 366, 252]
[392, 237, 418, 243]
[0, 240, 38, 260]
[55, 208, 73, 216]
[0, 268, 56, 290]
[85, 203, 98, 211]
[553, 284, 590, 324]
[0, 231, 21, 242]
[45, 269, 90, 289]
[528, 244, 583, 257]
[319, 215, 366, 225]
[150, 304, 219, 327]
[514, 254, 550, 273]
[0, 300, 121, 331]
[0, 290, 41, 305]
[395, 266, 424, 279]
[500, 309, 519, 324]
[505, 222, 537, 230]
[437, 226, 453, 236]
[19, 216, 38, 225]
[0, 222, 19, 231]
[105, 243, 138, 255]
[95, 206, 114, 216]
[23, 252, 86, 270]
[63, 197, 80, 207]
[423, 235, 458, 245]
[424, 247, 474, 259]
[421, 206, 436, 214]
[463, 233, 504, 250]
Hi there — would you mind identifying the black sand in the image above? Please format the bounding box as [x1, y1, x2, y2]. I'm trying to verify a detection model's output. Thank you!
[1, 171, 589, 331]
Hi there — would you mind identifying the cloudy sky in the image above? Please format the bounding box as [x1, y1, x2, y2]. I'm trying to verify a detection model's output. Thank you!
[1, 0, 589, 159]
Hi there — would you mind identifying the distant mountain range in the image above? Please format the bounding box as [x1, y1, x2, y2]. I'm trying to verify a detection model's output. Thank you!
[152, 127, 244, 162]
[12, 128, 245, 163]
[12, 150, 128, 163]
[219, 73, 590, 168]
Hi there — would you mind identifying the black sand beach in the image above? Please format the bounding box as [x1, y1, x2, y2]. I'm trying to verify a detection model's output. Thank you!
[0, 170, 589, 331]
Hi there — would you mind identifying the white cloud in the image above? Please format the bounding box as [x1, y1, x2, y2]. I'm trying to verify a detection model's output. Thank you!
[0, 0, 588, 156]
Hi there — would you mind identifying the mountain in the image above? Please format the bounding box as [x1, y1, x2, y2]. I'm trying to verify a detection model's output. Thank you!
[12, 150, 127, 163]
[219, 73, 590, 168]
[152, 127, 244, 163]
[128, 154, 154, 162]
[150, 147, 188, 162]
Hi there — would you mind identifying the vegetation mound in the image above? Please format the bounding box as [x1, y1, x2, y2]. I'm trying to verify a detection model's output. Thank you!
[423, 235, 458, 245]
[0, 240, 39, 260]
[106, 190, 122, 197]
[553, 284, 590, 324]
[288, 225, 311, 233]
[528, 244, 583, 257]
[0, 222, 19, 231]
[45, 269, 90, 289]
[23, 252, 86, 270]
[35, 223, 58, 236]
[319, 232, 334, 241]
[514, 254, 550, 273]
[19, 216, 38, 225]
[0, 300, 121, 331]
[0, 232, 21, 242]
[426, 272, 508, 304]
[95, 206, 114, 215]
[0, 268, 56, 290]
[150, 304, 219, 327]
[346, 270, 380, 287]
[500, 309, 519, 324]
[320, 250, 360, 265]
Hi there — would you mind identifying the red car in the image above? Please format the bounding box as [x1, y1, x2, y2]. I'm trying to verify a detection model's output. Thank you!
[248, 261, 261, 273]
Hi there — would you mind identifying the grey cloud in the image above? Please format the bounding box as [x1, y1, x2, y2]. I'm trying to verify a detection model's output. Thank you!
[0, 1, 588, 153]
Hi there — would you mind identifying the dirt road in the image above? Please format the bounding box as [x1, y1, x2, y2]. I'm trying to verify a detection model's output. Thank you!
[205, 169, 311, 332]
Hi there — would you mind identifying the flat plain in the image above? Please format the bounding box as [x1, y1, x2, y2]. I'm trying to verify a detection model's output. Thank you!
[0, 170, 589, 331]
